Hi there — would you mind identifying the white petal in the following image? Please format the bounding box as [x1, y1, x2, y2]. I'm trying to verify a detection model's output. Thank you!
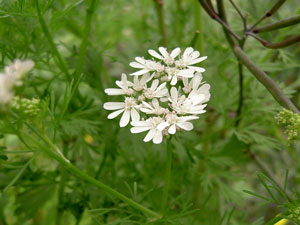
[104, 88, 124, 96]
[130, 62, 145, 68]
[178, 69, 194, 77]
[135, 57, 146, 64]
[187, 66, 205, 73]
[148, 49, 163, 60]
[140, 73, 151, 84]
[130, 69, 150, 76]
[190, 56, 207, 65]
[120, 110, 130, 127]
[158, 47, 169, 58]
[177, 122, 193, 131]
[183, 47, 193, 57]
[170, 76, 178, 85]
[131, 126, 150, 133]
[107, 109, 125, 119]
[150, 79, 159, 90]
[157, 122, 169, 131]
[170, 48, 181, 58]
[155, 82, 166, 92]
[191, 51, 200, 59]
[103, 102, 124, 110]
[131, 120, 150, 126]
[144, 129, 156, 142]
[170, 87, 178, 102]
[168, 124, 176, 134]
[130, 108, 140, 121]
[153, 131, 163, 144]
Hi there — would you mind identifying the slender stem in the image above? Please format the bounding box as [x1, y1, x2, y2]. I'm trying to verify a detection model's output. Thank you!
[228, 0, 247, 31]
[190, 31, 201, 48]
[235, 62, 244, 126]
[233, 45, 299, 113]
[198, 0, 241, 44]
[24, 123, 159, 218]
[34, 0, 70, 80]
[75, 0, 98, 78]
[160, 140, 173, 215]
[247, 32, 300, 49]
[251, 153, 292, 202]
[249, 0, 286, 31]
[194, 0, 203, 53]
[56, 144, 69, 225]
[254, 14, 300, 33]
[153, 0, 167, 46]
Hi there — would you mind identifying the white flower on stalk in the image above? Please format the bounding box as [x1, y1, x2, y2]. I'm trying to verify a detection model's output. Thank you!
[129, 57, 164, 76]
[0, 59, 34, 108]
[148, 47, 181, 65]
[143, 79, 168, 99]
[175, 47, 207, 73]
[105, 73, 134, 96]
[103, 97, 140, 127]
[140, 99, 168, 115]
[130, 117, 169, 144]
[103, 47, 210, 144]
[165, 114, 199, 134]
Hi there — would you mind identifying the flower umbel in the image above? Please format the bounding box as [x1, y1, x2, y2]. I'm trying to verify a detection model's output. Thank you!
[0, 59, 34, 109]
[103, 47, 210, 144]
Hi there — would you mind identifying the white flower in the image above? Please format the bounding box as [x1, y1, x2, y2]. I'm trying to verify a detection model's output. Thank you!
[148, 47, 181, 65]
[165, 114, 199, 134]
[129, 57, 164, 76]
[5, 59, 34, 86]
[143, 79, 168, 99]
[175, 47, 207, 73]
[169, 87, 208, 115]
[103, 97, 140, 127]
[130, 117, 169, 144]
[165, 67, 194, 85]
[104, 47, 211, 144]
[140, 99, 168, 115]
[132, 73, 153, 91]
[0, 59, 34, 108]
[182, 72, 203, 94]
[105, 73, 134, 96]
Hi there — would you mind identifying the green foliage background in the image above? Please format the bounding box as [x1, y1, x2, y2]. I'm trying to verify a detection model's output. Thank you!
[0, 0, 300, 224]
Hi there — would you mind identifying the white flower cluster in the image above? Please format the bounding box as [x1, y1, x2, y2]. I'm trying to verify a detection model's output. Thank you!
[0, 59, 34, 108]
[103, 47, 210, 144]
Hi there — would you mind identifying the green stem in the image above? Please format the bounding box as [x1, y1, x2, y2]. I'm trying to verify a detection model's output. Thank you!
[153, 0, 167, 46]
[25, 123, 159, 218]
[193, 0, 203, 53]
[160, 140, 173, 215]
[249, 0, 286, 31]
[34, 0, 70, 80]
[233, 45, 299, 113]
[75, 0, 98, 78]
[56, 145, 69, 225]
[254, 14, 300, 33]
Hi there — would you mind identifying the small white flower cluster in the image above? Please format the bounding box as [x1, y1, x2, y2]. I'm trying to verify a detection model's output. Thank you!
[103, 47, 210, 144]
[0, 59, 34, 109]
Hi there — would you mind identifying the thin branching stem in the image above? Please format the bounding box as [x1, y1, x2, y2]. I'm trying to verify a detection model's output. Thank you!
[249, 0, 286, 31]
[254, 14, 300, 33]
[198, 0, 241, 44]
[161, 140, 173, 215]
[75, 0, 98, 78]
[24, 122, 160, 219]
[233, 45, 299, 113]
[251, 153, 292, 202]
[235, 62, 244, 126]
[247, 32, 300, 49]
[153, 0, 167, 46]
[34, 0, 70, 80]
[229, 0, 247, 31]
